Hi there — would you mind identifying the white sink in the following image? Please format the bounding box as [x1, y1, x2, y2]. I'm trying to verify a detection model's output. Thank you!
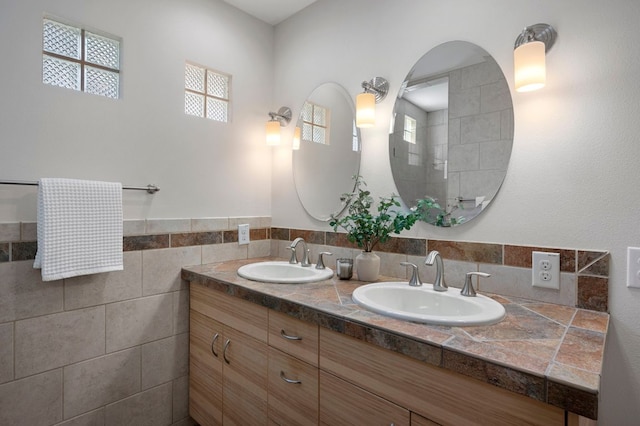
[352, 281, 505, 326]
[237, 261, 334, 284]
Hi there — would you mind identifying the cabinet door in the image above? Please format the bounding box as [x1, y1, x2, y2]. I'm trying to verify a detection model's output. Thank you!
[268, 347, 319, 426]
[319, 370, 410, 426]
[223, 325, 269, 426]
[189, 309, 223, 426]
[411, 412, 441, 426]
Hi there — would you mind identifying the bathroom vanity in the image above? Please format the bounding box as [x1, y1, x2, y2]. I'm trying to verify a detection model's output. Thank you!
[183, 258, 606, 425]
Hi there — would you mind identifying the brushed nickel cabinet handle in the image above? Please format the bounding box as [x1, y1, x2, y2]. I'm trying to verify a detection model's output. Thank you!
[223, 339, 231, 364]
[280, 370, 302, 384]
[280, 329, 302, 341]
[210, 333, 219, 357]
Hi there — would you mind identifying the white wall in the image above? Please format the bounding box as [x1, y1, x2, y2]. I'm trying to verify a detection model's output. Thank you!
[272, 0, 640, 424]
[0, 0, 274, 222]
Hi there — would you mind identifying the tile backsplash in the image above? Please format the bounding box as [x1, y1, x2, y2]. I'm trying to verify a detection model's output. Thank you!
[0, 217, 608, 425]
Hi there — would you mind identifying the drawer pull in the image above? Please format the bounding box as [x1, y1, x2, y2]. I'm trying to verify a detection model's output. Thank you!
[280, 329, 302, 341]
[210, 333, 219, 357]
[223, 339, 231, 364]
[280, 371, 302, 384]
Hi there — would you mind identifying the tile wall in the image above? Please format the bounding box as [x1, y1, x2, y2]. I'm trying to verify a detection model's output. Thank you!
[0, 217, 270, 426]
[0, 217, 608, 425]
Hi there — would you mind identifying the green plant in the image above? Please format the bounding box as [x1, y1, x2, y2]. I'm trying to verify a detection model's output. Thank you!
[329, 175, 418, 252]
[414, 197, 465, 227]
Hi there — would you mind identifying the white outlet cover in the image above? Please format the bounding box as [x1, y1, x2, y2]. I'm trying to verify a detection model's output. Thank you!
[238, 224, 250, 245]
[627, 247, 640, 288]
[532, 251, 560, 290]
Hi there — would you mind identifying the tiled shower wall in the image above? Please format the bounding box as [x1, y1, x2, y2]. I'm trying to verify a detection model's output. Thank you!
[0, 217, 608, 425]
[0, 217, 270, 426]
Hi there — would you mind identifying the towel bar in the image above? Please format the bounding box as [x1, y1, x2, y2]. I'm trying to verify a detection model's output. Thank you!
[0, 180, 159, 194]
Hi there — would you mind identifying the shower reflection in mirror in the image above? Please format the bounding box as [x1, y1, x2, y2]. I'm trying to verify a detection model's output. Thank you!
[390, 41, 514, 227]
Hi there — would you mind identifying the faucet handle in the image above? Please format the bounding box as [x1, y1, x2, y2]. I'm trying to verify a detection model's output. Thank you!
[400, 262, 423, 287]
[461, 272, 491, 297]
[316, 252, 333, 269]
[287, 246, 297, 264]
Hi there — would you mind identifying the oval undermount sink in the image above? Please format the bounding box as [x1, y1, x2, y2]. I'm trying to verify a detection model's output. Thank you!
[237, 261, 334, 284]
[352, 282, 505, 326]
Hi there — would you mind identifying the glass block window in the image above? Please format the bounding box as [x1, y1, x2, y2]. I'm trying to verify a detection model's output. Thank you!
[184, 63, 230, 123]
[301, 102, 329, 145]
[42, 18, 120, 99]
[404, 115, 417, 144]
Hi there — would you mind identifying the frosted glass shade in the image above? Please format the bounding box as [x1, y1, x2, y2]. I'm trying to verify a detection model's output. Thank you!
[514, 40, 546, 92]
[266, 120, 281, 146]
[356, 92, 376, 128]
[292, 126, 301, 150]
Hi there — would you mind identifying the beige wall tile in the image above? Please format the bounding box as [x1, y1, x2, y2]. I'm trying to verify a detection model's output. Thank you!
[146, 219, 191, 234]
[0, 369, 63, 426]
[15, 306, 105, 378]
[21, 222, 37, 241]
[55, 408, 105, 426]
[228, 216, 263, 229]
[123, 220, 145, 236]
[141, 333, 189, 390]
[0, 323, 13, 384]
[64, 348, 141, 419]
[172, 375, 189, 422]
[202, 242, 247, 264]
[191, 217, 229, 231]
[248, 239, 271, 258]
[104, 383, 172, 426]
[0, 260, 63, 322]
[65, 251, 142, 310]
[106, 294, 173, 352]
[0, 222, 20, 241]
[173, 290, 189, 334]
[142, 247, 200, 296]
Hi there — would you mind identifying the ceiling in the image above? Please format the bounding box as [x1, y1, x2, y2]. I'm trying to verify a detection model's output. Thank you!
[222, 0, 318, 25]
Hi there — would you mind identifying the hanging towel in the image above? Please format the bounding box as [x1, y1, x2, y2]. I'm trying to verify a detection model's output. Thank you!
[34, 178, 123, 281]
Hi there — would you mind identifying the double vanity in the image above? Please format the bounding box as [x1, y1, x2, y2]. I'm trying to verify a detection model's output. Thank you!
[183, 256, 607, 425]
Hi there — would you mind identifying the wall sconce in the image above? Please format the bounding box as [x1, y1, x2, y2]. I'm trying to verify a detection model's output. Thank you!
[514, 23, 557, 92]
[356, 77, 389, 128]
[265, 106, 292, 146]
[292, 126, 301, 150]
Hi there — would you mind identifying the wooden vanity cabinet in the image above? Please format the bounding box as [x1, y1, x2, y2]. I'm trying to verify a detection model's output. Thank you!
[319, 328, 566, 426]
[189, 284, 269, 426]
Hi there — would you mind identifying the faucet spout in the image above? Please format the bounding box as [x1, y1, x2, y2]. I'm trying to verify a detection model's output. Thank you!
[290, 237, 311, 267]
[425, 250, 447, 291]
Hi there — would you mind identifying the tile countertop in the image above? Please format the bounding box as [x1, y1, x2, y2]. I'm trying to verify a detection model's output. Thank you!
[182, 257, 608, 420]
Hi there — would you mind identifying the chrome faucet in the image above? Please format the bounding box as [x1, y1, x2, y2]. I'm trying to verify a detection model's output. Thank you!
[400, 262, 423, 286]
[425, 250, 447, 291]
[289, 237, 311, 267]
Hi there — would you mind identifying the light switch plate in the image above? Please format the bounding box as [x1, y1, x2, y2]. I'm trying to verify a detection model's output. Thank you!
[532, 251, 560, 289]
[238, 224, 250, 245]
[627, 247, 640, 288]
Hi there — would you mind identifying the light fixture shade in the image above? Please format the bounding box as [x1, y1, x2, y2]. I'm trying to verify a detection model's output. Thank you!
[265, 120, 281, 146]
[356, 92, 376, 128]
[514, 40, 546, 92]
[292, 126, 301, 150]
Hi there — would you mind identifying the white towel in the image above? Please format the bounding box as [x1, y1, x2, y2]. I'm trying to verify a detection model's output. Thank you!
[34, 178, 123, 281]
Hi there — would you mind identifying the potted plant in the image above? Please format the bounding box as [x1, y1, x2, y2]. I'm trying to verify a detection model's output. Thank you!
[329, 175, 418, 281]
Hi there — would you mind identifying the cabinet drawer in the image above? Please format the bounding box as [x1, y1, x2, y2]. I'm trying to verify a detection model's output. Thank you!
[320, 370, 410, 426]
[268, 347, 319, 426]
[319, 328, 565, 426]
[191, 282, 268, 343]
[269, 310, 319, 366]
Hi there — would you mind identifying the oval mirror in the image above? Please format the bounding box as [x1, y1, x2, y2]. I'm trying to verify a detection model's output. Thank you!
[389, 41, 513, 226]
[293, 82, 361, 221]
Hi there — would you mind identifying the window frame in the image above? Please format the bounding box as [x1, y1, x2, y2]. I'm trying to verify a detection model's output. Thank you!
[301, 101, 330, 145]
[184, 62, 231, 123]
[42, 17, 121, 98]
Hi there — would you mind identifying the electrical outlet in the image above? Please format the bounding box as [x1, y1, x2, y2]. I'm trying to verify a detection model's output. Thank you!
[238, 224, 250, 245]
[627, 247, 640, 288]
[532, 251, 560, 289]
